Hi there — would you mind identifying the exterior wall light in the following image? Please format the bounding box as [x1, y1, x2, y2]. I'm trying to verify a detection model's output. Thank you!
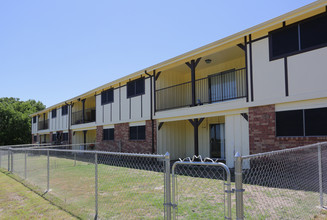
[205, 59, 212, 64]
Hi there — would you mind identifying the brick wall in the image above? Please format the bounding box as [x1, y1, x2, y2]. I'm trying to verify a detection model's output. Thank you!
[249, 104, 327, 154]
[96, 120, 157, 154]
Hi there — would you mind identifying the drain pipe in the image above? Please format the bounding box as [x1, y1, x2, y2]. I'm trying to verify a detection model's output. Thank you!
[145, 70, 155, 154]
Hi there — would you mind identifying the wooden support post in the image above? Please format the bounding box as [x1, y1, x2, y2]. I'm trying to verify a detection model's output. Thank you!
[188, 118, 204, 156]
[186, 58, 201, 107]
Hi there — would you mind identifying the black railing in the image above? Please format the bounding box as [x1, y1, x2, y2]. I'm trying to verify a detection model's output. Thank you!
[71, 107, 96, 125]
[155, 68, 247, 111]
[38, 119, 49, 130]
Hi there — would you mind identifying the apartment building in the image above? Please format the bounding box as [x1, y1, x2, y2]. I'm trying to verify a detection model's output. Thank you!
[31, 1, 327, 167]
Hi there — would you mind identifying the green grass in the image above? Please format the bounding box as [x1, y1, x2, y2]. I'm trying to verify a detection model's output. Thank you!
[0, 169, 76, 219]
[3, 153, 326, 219]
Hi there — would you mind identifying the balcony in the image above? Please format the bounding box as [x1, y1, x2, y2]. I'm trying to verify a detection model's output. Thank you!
[38, 119, 49, 130]
[71, 107, 96, 125]
[155, 67, 247, 111]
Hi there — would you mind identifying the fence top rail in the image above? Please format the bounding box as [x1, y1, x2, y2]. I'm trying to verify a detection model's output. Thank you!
[23, 142, 99, 150]
[241, 141, 327, 160]
[0, 143, 51, 149]
[171, 155, 231, 181]
[10, 147, 166, 159]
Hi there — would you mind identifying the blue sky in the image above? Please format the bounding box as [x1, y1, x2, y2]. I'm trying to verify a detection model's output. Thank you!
[0, 0, 316, 107]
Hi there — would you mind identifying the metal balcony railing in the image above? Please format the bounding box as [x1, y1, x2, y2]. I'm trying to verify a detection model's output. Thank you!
[38, 119, 49, 130]
[71, 107, 96, 125]
[155, 68, 247, 111]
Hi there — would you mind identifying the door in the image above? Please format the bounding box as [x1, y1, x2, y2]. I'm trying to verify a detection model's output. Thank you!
[210, 124, 225, 160]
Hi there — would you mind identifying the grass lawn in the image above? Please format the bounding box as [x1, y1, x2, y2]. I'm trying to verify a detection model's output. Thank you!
[0, 169, 76, 219]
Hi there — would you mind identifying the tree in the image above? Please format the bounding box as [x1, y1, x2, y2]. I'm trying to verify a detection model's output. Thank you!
[0, 98, 45, 146]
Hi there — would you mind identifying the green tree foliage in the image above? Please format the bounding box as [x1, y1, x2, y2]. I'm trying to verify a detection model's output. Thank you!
[0, 98, 45, 146]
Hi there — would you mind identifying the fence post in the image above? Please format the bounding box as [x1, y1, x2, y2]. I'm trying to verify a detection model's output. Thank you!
[235, 152, 244, 220]
[8, 148, 10, 172]
[318, 144, 323, 208]
[0, 149, 2, 168]
[47, 149, 50, 192]
[95, 152, 98, 219]
[24, 150, 27, 179]
[11, 149, 14, 173]
[74, 152, 76, 166]
[164, 152, 171, 220]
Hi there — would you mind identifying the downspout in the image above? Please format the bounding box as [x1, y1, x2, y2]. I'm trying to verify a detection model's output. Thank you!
[145, 71, 155, 154]
[67, 102, 72, 144]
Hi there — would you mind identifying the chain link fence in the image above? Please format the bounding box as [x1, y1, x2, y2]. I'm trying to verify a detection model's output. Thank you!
[0, 144, 169, 219]
[236, 142, 327, 219]
[1, 142, 327, 219]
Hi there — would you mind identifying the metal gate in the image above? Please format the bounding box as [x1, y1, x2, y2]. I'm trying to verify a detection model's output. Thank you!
[171, 156, 232, 219]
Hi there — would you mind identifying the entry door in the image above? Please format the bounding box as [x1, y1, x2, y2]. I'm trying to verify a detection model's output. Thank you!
[210, 124, 225, 159]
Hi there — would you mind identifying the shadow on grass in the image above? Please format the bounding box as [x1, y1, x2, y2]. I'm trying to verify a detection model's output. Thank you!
[0, 168, 82, 220]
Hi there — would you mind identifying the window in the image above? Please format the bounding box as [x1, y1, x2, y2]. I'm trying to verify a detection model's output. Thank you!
[103, 128, 114, 140]
[127, 78, 145, 98]
[33, 135, 37, 142]
[276, 107, 327, 136]
[276, 110, 303, 136]
[270, 25, 299, 58]
[33, 116, 36, 123]
[269, 13, 327, 60]
[300, 14, 327, 50]
[62, 105, 68, 115]
[62, 133, 68, 141]
[101, 89, 114, 105]
[130, 126, 145, 140]
[305, 108, 327, 136]
[52, 109, 57, 118]
[52, 133, 57, 142]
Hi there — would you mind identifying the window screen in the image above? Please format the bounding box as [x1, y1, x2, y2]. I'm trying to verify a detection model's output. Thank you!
[52, 109, 57, 118]
[300, 14, 327, 50]
[129, 126, 146, 140]
[33, 116, 36, 123]
[101, 89, 114, 105]
[270, 25, 299, 58]
[305, 107, 327, 136]
[276, 110, 304, 136]
[270, 13, 327, 59]
[63, 133, 69, 141]
[127, 78, 145, 98]
[103, 128, 114, 140]
[62, 105, 68, 115]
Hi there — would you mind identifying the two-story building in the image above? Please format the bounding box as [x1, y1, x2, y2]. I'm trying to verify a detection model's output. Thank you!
[31, 1, 327, 167]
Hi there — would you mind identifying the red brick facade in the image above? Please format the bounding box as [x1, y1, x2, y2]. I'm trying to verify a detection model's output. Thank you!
[249, 104, 327, 154]
[96, 120, 157, 154]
